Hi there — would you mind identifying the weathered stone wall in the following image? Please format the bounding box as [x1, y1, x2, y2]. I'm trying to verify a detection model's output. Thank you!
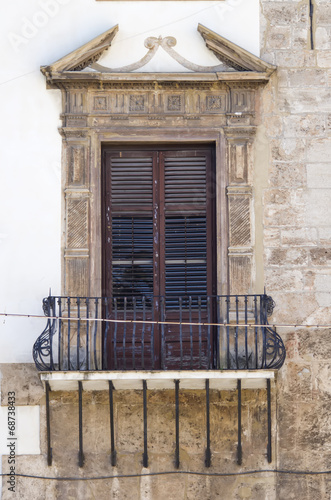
[0, 364, 277, 500]
[260, 1, 331, 498]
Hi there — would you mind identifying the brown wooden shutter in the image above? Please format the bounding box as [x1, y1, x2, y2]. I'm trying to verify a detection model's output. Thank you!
[110, 155, 153, 210]
[105, 152, 155, 298]
[164, 155, 207, 209]
[160, 151, 211, 301]
[103, 147, 214, 300]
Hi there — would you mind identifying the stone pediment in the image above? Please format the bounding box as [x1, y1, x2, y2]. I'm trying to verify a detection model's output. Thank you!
[41, 24, 275, 86]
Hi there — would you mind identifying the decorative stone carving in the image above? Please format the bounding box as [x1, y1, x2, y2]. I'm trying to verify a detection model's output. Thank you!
[40, 24, 276, 298]
[228, 194, 251, 247]
[166, 95, 182, 112]
[65, 258, 89, 296]
[93, 96, 108, 111]
[40, 25, 118, 74]
[228, 142, 248, 184]
[228, 254, 252, 295]
[129, 95, 146, 112]
[91, 35, 228, 74]
[231, 90, 255, 113]
[206, 95, 223, 111]
[69, 92, 85, 113]
[198, 24, 275, 76]
[68, 145, 85, 186]
[66, 198, 89, 249]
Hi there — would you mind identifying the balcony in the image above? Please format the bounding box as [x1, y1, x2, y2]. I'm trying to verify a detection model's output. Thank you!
[33, 293, 285, 375]
[33, 293, 286, 467]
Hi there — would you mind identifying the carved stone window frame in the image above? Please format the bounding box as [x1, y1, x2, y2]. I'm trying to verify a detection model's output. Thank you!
[42, 25, 276, 297]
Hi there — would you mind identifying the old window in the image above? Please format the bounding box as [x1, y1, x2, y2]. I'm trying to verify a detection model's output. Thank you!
[102, 144, 216, 369]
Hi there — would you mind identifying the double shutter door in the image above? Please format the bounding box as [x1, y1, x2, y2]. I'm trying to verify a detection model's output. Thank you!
[103, 145, 215, 369]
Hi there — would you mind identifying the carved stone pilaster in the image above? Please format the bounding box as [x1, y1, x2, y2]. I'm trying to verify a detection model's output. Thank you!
[67, 91, 86, 114]
[64, 190, 90, 296]
[67, 145, 86, 186]
[225, 126, 256, 295]
[64, 257, 89, 297]
[60, 130, 90, 296]
[227, 186, 252, 247]
[65, 195, 89, 250]
[227, 187, 253, 294]
[228, 251, 253, 296]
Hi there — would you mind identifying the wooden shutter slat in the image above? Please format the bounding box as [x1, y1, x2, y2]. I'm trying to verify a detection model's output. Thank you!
[164, 214, 207, 297]
[111, 216, 154, 297]
[111, 155, 153, 209]
[164, 155, 207, 207]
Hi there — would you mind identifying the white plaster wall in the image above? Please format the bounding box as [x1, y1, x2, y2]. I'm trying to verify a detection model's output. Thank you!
[0, 0, 259, 363]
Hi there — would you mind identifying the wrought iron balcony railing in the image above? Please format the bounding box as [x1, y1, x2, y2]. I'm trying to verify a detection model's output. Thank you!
[33, 294, 286, 372]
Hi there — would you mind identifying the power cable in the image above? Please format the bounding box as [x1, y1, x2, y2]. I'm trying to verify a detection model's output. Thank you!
[1, 469, 331, 481]
[0, 311, 330, 330]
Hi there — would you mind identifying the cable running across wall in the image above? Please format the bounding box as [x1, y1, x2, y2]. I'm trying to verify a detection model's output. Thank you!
[0, 469, 330, 481]
[0, 311, 330, 330]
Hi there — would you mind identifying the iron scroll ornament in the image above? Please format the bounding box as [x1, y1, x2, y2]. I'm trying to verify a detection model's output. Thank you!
[33, 296, 56, 371]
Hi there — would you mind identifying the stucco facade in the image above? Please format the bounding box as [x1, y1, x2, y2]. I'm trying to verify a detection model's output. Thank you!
[1, 1, 331, 498]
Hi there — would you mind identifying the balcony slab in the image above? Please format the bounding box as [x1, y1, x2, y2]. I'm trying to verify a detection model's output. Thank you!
[40, 370, 275, 391]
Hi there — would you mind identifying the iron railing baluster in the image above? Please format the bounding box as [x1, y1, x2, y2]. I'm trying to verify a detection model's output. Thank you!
[67, 297, 71, 371]
[254, 296, 258, 369]
[58, 298, 62, 371]
[141, 297, 146, 370]
[226, 296, 230, 370]
[123, 297, 127, 370]
[160, 297, 165, 370]
[261, 295, 266, 369]
[216, 296, 221, 370]
[244, 296, 248, 369]
[132, 297, 136, 370]
[207, 296, 211, 370]
[103, 297, 109, 370]
[179, 297, 183, 370]
[198, 296, 202, 369]
[113, 298, 118, 370]
[76, 297, 81, 371]
[189, 296, 193, 369]
[93, 298, 99, 370]
[86, 298, 90, 371]
[235, 296, 239, 370]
